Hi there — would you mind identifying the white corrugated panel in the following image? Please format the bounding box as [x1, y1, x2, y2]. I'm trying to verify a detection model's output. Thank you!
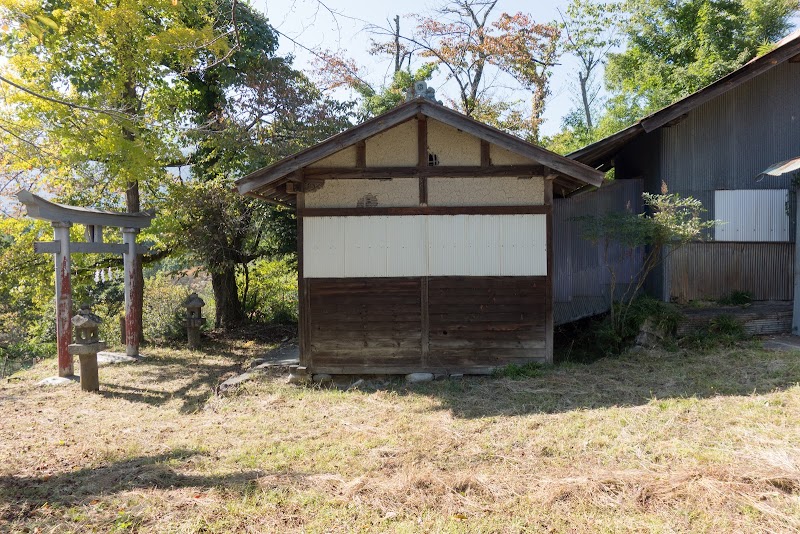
[387, 216, 427, 276]
[428, 215, 470, 276]
[500, 215, 547, 275]
[344, 216, 387, 276]
[304, 214, 547, 277]
[303, 217, 346, 277]
[714, 189, 789, 242]
[466, 215, 501, 275]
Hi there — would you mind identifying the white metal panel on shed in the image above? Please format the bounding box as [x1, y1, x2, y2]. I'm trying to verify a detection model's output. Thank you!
[303, 217, 346, 277]
[386, 216, 427, 277]
[303, 214, 548, 277]
[428, 215, 470, 276]
[714, 189, 789, 242]
[466, 215, 501, 275]
[344, 216, 387, 277]
[500, 215, 547, 275]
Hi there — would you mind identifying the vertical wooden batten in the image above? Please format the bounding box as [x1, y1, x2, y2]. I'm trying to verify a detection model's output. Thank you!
[356, 140, 366, 169]
[480, 140, 491, 167]
[417, 114, 428, 206]
[296, 191, 310, 369]
[544, 176, 555, 364]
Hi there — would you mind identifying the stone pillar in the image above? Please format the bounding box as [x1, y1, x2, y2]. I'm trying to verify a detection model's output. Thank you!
[53, 221, 73, 377]
[122, 227, 140, 357]
[68, 304, 107, 392]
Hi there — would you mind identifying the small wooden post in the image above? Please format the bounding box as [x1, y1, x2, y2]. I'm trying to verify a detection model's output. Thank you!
[793, 190, 800, 335]
[53, 221, 73, 377]
[122, 227, 140, 357]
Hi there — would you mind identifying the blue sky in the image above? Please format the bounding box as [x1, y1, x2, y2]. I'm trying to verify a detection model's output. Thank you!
[252, 0, 587, 136]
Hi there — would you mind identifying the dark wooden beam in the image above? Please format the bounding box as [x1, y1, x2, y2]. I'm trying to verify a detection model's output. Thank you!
[356, 140, 366, 168]
[544, 177, 554, 364]
[418, 114, 428, 205]
[300, 205, 552, 217]
[480, 140, 490, 167]
[303, 165, 546, 179]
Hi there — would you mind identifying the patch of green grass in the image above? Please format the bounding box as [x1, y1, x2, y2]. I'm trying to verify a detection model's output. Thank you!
[718, 290, 753, 306]
[492, 361, 544, 379]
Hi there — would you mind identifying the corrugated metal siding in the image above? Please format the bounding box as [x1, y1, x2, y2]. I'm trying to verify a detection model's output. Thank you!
[552, 179, 644, 325]
[666, 242, 794, 301]
[657, 61, 800, 229]
[305, 214, 546, 278]
[615, 61, 800, 299]
[714, 189, 790, 241]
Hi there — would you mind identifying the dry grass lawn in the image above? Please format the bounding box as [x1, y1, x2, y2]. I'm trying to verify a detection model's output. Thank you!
[1, 340, 800, 533]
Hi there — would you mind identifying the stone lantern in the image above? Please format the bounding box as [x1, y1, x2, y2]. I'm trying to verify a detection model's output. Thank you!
[68, 304, 107, 392]
[184, 293, 206, 349]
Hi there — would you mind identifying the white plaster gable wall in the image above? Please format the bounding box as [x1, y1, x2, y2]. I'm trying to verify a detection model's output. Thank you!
[304, 178, 419, 208]
[308, 145, 357, 168]
[428, 176, 544, 206]
[490, 145, 536, 165]
[365, 120, 417, 166]
[427, 120, 481, 166]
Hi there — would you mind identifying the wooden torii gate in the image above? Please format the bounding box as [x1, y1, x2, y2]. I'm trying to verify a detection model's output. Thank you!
[17, 190, 153, 377]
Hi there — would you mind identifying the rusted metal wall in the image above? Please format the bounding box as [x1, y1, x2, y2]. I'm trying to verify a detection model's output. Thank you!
[666, 242, 794, 302]
[552, 179, 644, 325]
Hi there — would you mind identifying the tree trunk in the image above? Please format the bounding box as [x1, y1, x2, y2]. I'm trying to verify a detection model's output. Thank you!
[211, 266, 244, 329]
[125, 181, 145, 342]
[579, 72, 593, 131]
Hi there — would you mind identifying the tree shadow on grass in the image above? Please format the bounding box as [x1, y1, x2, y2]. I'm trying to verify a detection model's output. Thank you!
[0, 449, 263, 520]
[96, 345, 254, 413]
[386, 344, 800, 418]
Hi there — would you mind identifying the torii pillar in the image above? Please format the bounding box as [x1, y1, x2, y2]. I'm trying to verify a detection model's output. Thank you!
[53, 221, 73, 376]
[16, 190, 153, 376]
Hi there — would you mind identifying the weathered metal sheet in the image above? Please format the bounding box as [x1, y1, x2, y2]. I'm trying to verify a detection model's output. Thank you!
[499, 215, 547, 276]
[666, 242, 794, 301]
[305, 214, 546, 278]
[714, 189, 790, 242]
[552, 179, 644, 325]
[304, 217, 346, 278]
[386, 217, 427, 277]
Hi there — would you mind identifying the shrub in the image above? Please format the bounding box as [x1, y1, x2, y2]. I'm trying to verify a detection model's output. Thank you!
[681, 314, 748, 351]
[240, 257, 298, 324]
[143, 272, 192, 342]
[718, 291, 753, 306]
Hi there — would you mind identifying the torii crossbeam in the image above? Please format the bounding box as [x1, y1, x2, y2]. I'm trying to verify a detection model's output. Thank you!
[17, 190, 153, 376]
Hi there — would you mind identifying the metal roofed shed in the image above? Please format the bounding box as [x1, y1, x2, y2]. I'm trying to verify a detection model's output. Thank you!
[236, 98, 603, 376]
[566, 29, 800, 313]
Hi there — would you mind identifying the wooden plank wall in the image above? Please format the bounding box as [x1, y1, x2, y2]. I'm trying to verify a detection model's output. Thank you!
[307, 276, 547, 374]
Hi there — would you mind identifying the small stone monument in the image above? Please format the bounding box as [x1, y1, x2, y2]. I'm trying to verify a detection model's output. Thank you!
[68, 304, 107, 392]
[184, 293, 206, 349]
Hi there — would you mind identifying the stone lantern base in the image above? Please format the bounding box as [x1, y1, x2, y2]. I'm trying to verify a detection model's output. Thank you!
[68, 341, 107, 392]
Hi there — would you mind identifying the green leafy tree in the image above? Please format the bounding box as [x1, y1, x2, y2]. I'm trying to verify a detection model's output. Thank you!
[559, 0, 621, 133]
[606, 0, 798, 116]
[0, 0, 229, 334]
[578, 193, 717, 350]
[154, 1, 352, 328]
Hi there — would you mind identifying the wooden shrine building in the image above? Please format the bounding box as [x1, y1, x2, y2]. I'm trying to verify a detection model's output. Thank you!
[236, 96, 604, 374]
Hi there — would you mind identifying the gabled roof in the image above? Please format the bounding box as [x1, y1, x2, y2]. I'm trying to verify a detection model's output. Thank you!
[236, 98, 604, 206]
[570, 29, 800, 171]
